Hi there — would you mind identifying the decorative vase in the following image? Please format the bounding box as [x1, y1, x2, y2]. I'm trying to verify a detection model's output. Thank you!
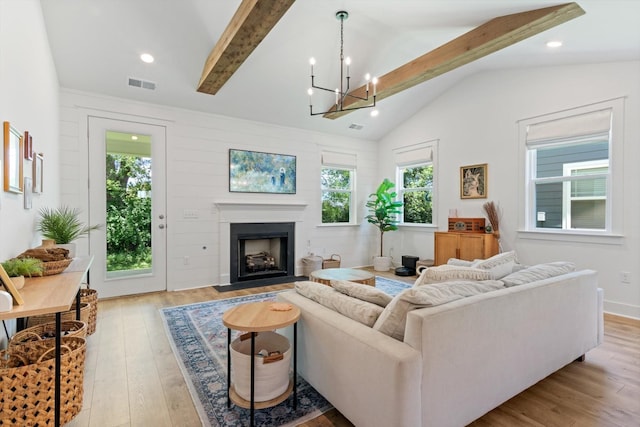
[40, 239, 56, 248]
[373, 256, 392, 272]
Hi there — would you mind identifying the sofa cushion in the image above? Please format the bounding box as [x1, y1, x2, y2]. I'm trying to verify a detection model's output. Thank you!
[500, 262, 576, 287]
[446, 258, 476, 267]
[414, 264, 493, 287]
[373, 280, 505, 340]
[471, 251, 518, 279]
[295, 281, 383, 326]
[331, 279, 393, 307]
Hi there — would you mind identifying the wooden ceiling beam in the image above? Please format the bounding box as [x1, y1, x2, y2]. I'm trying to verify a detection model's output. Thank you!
[323, 2, 585, 119]
[197, 0, 295, 95]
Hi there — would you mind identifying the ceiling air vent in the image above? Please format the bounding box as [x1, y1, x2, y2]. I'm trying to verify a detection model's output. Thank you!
[128, 77, 156, 90]
[348, 123, 364, 130]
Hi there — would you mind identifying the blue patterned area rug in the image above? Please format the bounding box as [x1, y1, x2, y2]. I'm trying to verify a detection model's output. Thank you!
[160, 276, 410, 427]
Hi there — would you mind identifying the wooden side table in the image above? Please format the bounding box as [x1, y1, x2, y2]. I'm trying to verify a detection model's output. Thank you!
[309, 267, 376, 286]
[222, 301, 300, 427]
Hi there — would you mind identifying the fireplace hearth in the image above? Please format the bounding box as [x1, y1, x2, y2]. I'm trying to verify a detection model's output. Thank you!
[229, 222, 296, 288]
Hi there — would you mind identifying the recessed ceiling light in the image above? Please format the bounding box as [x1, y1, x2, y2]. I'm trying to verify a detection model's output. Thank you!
[140, 53, 154, 63]
[131, 135, 138, 140]
[370, 109, 379, 117]
[546, 41, 563, 48]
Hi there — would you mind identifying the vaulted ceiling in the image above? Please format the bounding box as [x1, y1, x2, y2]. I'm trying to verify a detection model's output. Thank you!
[40, 1, 640, 141]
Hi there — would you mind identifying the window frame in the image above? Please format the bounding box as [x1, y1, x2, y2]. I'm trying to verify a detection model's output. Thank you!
[518, 98, 624, 243]
[392, 140, 438, 228]
[396, 162, 434, 226]
[321, 166, 356, 225]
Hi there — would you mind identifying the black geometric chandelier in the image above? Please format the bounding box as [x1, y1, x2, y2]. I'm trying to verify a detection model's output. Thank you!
[307, 11, 378, 117]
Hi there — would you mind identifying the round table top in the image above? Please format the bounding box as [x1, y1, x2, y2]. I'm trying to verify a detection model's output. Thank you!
[222, 301, 300, 332]
[309, 268, 375, 282]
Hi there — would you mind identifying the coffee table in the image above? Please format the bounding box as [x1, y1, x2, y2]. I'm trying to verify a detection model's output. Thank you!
[309, 267, 376, 286]
[222, 301, 301, 427]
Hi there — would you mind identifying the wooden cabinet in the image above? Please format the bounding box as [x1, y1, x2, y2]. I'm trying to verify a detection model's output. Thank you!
[434, 232, 499, 265]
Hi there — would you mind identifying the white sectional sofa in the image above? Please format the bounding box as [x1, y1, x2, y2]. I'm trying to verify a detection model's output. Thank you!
[277, 266, 603, 427]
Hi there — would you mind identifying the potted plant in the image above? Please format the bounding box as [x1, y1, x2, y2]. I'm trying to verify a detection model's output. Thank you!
[1, 257, 44, 289]
[365, 178, 403, 271]
[37, 206, 101, 258]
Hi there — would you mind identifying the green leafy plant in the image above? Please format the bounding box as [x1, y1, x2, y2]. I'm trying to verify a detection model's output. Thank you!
[37, 206, 101, 244]
[1, 257, 43, 277]
[365, 178, 404, 257]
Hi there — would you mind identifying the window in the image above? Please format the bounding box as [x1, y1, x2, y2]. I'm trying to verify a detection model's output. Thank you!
[321, 151, 357, 224]
[321, 167, 354, 223]
[521, 99, 623, 235]
[398, 163, 433, 224]
[394, 141, 437, 225]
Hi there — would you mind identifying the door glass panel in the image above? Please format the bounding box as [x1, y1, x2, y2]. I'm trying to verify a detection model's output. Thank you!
[105, 131, 152, 278]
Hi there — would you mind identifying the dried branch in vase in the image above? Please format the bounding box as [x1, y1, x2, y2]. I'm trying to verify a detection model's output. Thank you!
[482, 201, 502, 239]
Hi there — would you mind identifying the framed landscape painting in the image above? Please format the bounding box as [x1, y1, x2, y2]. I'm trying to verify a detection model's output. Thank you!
[460, 163, 487, 199]
[229, 149, 296, 194]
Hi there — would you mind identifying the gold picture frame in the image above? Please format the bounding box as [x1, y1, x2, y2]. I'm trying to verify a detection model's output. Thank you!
[0, 263, 25, 305]
[3, 121, 24, 193]
[460, 163, 488, 199]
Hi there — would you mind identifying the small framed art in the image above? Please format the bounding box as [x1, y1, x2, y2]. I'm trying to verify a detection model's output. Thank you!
[460, 163, 487, 199]
[3, 121, 24, 193]
[24, 130, 33, 160]
[33, 152, 43, 194]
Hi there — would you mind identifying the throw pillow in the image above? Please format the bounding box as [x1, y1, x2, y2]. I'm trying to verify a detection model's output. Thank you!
[414, 264, 492, 287]
[500, 261, 576, 287]
[295, 281, 383, 326]
[472, 251, 519, 280]
[373, 280, 505, 340]
[446, 258, 475, 267]
[330, 280, 393, 307]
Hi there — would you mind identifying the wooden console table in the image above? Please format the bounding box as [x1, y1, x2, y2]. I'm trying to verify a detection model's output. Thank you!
[0, 256, 93, 427]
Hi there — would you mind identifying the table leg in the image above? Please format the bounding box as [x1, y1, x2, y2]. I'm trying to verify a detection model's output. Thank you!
[227, 328, 231, 408]
[55, 311, 61, 427]
[75, 291, 81, 320]
[250, 331, 256, 427]
[293, 322, 297, 409]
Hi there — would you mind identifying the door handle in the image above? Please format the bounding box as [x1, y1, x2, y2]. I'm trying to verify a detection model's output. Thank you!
[159, 224, 165, 229]
[159, 214, 165, 219]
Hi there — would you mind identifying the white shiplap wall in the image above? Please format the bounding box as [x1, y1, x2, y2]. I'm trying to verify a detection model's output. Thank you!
[58, 89, 378, 291]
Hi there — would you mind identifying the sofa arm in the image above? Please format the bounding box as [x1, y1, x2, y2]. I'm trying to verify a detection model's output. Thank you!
[278, 290, 422, 427]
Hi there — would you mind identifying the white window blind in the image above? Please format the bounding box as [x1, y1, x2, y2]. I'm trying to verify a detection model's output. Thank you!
[526, 109, 612, 146]
[393, 144, 433, 166]
[322, 151, 357, 168]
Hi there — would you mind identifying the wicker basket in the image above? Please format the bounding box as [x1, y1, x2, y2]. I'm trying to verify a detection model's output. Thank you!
[27, 302, 90, 327]
[322, 254, 341, 269]
[10, 320, 87, 347]
[0, 336, 86, 425]
[80, 288, 98, 335]
[42, 258, 73, 276]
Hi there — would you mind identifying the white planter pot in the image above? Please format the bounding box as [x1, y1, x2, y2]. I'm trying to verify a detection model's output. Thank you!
[373, 256, 392, 272]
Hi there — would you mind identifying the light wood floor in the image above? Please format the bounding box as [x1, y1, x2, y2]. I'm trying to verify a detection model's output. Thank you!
[68, 269, 640, 427]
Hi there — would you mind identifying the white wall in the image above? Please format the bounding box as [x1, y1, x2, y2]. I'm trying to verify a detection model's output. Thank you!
[58, 89, 379, 291]
[379, 61, 640, 319]
[0, 0, 60, 343]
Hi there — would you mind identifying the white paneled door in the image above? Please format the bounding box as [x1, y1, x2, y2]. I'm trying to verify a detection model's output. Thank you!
[88, 116, 167, 298]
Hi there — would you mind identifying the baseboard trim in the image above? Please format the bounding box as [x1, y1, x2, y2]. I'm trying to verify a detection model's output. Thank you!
[604, 312, 640, 326]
